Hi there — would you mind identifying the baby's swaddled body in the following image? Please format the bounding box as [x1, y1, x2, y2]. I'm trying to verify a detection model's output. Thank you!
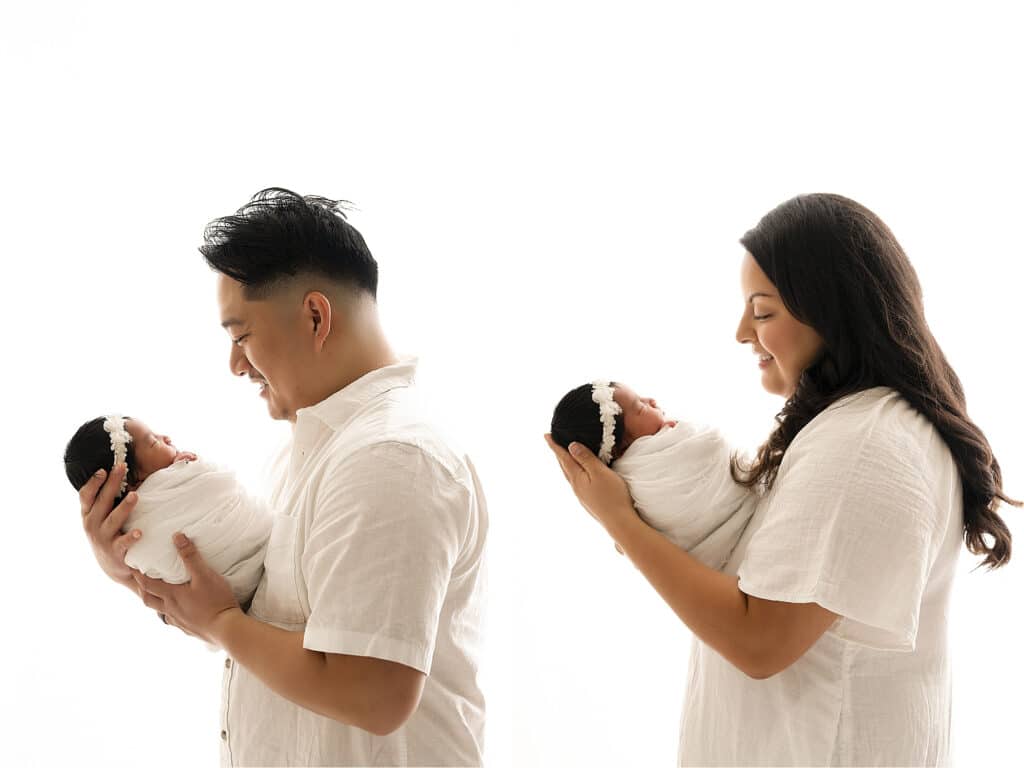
[123, 458, 273, 608]
[614, 420, 758, 571]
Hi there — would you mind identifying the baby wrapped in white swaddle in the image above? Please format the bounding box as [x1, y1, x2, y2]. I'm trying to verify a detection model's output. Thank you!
[550, 380, 757, 569]
[64, 414, 273, 622]
[612, 419, 757, 570]
[123, 457, 272, 607]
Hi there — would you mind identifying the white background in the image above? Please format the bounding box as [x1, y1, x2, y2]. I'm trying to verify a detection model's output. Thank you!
[3, 2, 1021, 765]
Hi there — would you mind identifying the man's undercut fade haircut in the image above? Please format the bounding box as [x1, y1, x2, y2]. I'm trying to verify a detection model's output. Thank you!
[200, 187, 379, 300]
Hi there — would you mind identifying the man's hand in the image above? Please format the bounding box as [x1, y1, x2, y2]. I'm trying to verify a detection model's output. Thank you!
[131, 532, 241, 645]
[79, 464, 142, 589]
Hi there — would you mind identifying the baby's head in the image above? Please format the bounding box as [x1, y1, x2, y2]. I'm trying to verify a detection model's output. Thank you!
[64, 415, 192, 500]
[550, 380, 676, 465]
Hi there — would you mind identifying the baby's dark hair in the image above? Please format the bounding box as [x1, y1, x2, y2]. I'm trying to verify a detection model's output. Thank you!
[550, 382, 625, 463]
[64, 417, 138, 501]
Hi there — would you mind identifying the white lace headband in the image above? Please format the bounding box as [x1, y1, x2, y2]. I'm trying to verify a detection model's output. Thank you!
[590, 380, 622, 465]
[103, 414, 133, 497]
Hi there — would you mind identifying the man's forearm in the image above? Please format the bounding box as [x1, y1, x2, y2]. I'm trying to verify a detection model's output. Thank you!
[211, 609, 338, 722]
[608, 513, 757, 677]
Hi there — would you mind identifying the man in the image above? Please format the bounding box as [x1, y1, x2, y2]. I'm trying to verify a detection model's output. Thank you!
[78, 188, 488, 766]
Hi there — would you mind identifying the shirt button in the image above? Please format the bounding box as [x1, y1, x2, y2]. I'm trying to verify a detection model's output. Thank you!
[221, 730, 227, 741]
[225, 658, 232, 669]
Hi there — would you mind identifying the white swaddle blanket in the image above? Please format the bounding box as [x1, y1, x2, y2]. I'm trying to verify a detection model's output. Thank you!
[613, 420, 759, 571]
[122, 458, 273, 609]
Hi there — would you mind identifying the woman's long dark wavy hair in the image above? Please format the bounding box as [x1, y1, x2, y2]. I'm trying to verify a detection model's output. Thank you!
[729, 193, 1018, 570]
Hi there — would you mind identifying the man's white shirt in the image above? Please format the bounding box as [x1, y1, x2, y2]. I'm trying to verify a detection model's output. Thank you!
[220, 357, 488, 767]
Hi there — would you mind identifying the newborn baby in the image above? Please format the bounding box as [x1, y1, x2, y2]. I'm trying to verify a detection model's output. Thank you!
[550, 380, 757, 570]
[64, 414, 272, 610]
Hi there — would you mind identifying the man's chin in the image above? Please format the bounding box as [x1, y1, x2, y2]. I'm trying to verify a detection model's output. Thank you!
[264, 397, 293, 422]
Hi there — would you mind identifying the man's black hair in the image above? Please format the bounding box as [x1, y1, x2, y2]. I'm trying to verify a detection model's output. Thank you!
[199, 187, 378, 299]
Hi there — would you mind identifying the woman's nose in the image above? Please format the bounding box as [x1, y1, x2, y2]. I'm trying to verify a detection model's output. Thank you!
[735, 312, 752, 345]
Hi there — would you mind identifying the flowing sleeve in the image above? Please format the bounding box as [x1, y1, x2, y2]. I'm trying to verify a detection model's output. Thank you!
[736, 403, 951, 652]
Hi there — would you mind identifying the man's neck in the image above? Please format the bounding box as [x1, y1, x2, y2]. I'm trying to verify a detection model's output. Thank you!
[302, 337, 399, 414]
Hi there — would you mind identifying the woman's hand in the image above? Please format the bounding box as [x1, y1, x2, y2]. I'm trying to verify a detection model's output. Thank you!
[79, 464, 142, 589]
[544, 434, 642, 542]
[130, 533, 241, 646]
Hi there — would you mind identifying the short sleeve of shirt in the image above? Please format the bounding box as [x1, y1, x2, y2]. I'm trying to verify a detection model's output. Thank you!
[300, 441, 468, 674]
[736, 400, 947, 652]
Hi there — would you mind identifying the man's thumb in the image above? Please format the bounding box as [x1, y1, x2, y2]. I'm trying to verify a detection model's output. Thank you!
[173, 533, 200, 570]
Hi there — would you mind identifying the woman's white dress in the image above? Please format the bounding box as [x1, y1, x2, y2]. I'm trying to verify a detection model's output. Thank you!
[676, 386, 962, 766]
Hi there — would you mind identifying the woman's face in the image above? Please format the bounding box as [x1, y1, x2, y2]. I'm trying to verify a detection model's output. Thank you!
[735, 251, 825, 398]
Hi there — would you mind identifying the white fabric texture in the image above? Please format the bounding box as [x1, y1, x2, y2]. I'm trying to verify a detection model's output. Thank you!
[122, 458, 272, 607]
[677, 386, 963, 767]
[220, 357, 488, 768]
[613, 420, 758, 571]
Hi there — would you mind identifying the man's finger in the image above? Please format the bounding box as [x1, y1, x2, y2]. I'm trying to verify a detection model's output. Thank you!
[100, 492, 139, 540]
[83, 464, 128, 530]
[113, 530, 141, 565]
[173, 533, 202, 576]
[137, 586, 165, 613]
[78, 469, 106, 518]
[131, 569, 170, 598]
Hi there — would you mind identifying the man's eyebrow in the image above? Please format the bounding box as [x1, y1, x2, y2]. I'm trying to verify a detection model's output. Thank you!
[221, 318, 243, 329]
[747, 291, 774, 303]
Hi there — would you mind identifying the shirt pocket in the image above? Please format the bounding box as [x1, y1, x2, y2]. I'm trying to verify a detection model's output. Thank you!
[249, 513, 306, 627]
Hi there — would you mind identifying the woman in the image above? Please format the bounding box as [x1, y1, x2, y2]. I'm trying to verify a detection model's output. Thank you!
[546, 193, 1018, 766]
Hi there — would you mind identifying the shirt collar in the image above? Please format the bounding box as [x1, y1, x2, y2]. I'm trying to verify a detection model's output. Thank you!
[294, 355, 418, 432]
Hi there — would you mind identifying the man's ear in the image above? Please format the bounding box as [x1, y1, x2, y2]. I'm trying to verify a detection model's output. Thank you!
[305, 291, 333, 350]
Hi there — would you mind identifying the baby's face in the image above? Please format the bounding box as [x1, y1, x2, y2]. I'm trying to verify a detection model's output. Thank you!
[125, 418, 195, 485]
[612, 383, 676, 451]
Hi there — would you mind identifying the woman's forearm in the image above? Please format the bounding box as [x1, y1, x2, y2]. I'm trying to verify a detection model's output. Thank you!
[606, 511, 759, 677]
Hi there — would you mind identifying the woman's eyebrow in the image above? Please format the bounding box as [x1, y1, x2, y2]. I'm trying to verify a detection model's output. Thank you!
[747, 291, 774, 303]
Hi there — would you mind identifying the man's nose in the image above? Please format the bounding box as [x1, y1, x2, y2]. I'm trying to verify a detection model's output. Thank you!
[228, 343, 250, 377]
